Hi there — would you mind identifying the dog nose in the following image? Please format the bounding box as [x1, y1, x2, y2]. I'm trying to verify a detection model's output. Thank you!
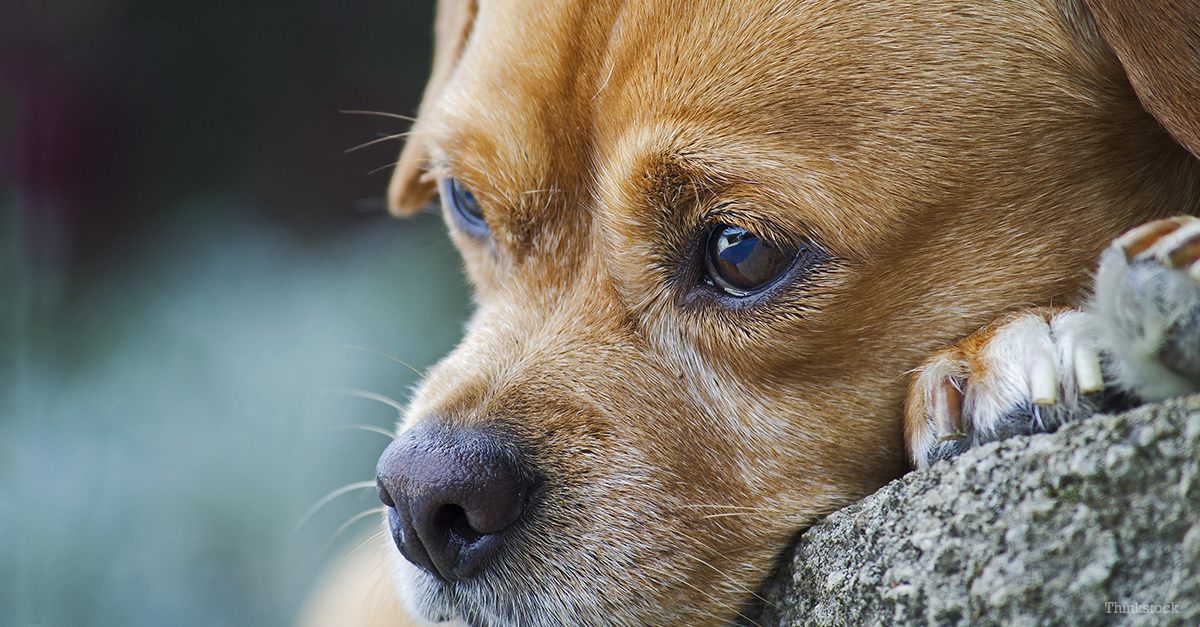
[376, 426, 531, 580]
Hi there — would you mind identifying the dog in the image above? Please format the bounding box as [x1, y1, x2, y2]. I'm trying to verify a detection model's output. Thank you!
[314, 0, 1200, 625]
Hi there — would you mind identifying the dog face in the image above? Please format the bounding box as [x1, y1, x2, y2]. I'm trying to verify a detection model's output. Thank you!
[376, 0, 1198, 625]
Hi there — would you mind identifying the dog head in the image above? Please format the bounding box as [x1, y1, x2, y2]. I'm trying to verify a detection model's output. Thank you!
[375, 0, 1200, 625]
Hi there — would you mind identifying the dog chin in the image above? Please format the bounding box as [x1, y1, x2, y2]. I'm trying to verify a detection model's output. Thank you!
[392, 551, 638, 627]
[391, 554, 468, 627]
[392, 554, 560, 627]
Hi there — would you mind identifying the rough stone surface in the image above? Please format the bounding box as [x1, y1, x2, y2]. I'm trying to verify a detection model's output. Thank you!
[759, 395, 1200, 627]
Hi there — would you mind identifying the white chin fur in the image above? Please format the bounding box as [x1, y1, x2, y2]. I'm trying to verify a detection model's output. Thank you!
[389, 547, 466, 626]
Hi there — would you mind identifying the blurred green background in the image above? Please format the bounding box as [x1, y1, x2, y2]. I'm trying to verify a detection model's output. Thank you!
[0, 1, 472, 625]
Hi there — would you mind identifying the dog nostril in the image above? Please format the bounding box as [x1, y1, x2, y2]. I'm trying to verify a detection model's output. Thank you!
[376, 426, 532, 581]
[438, 504, 483, 544]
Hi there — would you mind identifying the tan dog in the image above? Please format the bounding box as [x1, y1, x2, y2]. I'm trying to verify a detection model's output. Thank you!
[310, 1, 1200, 626]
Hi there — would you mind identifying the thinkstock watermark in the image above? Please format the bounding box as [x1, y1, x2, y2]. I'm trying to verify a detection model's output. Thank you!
[1104, 601, 1180, 614]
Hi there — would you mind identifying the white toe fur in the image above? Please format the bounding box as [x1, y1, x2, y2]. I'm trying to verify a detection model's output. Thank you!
[910, 216, 1200, 469]
[1093, 243, 1200, 401]
[908, 309, 1105, 469]
[965, 311, 1099, 440]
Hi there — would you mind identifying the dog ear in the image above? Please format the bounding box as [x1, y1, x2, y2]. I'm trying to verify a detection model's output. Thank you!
[387, 0, 477, 216]
[1082, 0, 1200, 159]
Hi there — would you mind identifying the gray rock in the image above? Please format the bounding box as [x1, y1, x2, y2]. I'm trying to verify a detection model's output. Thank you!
[758, 395, 1200, 627]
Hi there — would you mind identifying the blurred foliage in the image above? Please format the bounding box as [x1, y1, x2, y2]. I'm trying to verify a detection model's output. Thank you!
[1, 1, 473, 626]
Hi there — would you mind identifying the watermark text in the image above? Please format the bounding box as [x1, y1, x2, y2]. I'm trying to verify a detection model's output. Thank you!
[1105, 602, 1179, 614]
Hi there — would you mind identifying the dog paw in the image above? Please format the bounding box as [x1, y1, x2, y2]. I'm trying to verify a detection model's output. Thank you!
[905, 309, 1108, 469]
[1093, 216, 1200, 401]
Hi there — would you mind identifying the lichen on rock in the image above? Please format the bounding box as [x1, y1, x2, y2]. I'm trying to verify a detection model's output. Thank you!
[758, 395, 1200, 627]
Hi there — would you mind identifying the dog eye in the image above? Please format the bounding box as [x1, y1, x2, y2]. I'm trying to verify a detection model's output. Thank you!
[440, 177, 489, 237]
[704, 224, 794, 296]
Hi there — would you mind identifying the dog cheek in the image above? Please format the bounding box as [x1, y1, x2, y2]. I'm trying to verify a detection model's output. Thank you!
[392, 271, 815, 623]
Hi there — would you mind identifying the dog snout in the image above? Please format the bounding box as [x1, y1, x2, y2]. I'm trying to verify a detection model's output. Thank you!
[376, 426, 532, 581]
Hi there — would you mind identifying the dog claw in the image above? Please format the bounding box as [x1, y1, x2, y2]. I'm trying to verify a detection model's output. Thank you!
[1096, 216, 1200, 402]
[933, 379, 964, 440]
[1030, 355, 1057, 406]
[1163, 229, 1200, 270]
[906, 309, 1106, 468]
[1113, 218, 1189, 260]
[1074, 346, 1104, 394]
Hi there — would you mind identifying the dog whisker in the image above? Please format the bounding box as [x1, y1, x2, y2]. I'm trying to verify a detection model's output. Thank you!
[353, 527, 390, 558]
[366, 160, 401, 177]
[332, 423, 398, 439]
[345, 132, 412, 154]
[675, 504, 781, 512]
[323, 388, 407, 414]
[314, 0, 1200, 622]
[295, 480, 379, 531]
[659, 576, 737, 624]
[344, 527, 399, 593]
[701, 512, 770, 520]
[591, 60, 614, 101]
[343, 345, 427, 378]
[321, 507, 389, 555]
[671, 552, 782, 622]
[339, 109, 419, 123]
[656, 550, 780, 614]
[738, 589, 780, 615]
[679, 553, 767, 599]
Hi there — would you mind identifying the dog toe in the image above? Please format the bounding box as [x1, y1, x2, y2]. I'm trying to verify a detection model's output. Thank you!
[1094, 216, 1200, 400]
[905, 309, 1107, 469]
